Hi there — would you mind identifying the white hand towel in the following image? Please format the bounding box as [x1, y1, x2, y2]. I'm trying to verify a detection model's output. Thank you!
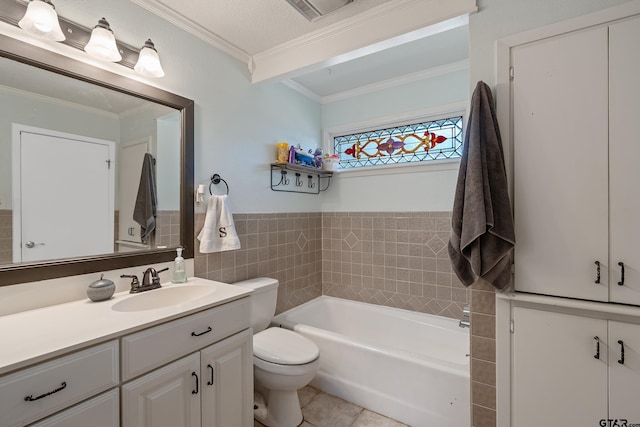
[197, 195, 241, 253]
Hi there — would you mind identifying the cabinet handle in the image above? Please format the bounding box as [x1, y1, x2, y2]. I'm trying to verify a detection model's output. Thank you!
[24, 381, 67, 402]
[191, 326, 212, 337]
[594, 336, 600, 359]
[192, 372, 199, 395]
[207, 364, 214, 386]
[594, 261, 601, 284]
[618, 340, 625, 365]
[618, 262, 625, 286]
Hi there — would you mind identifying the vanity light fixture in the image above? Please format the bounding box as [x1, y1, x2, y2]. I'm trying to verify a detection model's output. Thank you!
[0, 0, 165, 77]
[84, 17, 122, 62]
[18, 0, 65, 41]
[134, 39, 165, 78]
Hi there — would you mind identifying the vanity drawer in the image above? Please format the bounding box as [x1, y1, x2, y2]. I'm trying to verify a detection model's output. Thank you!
[0, 340, 119, 427]
[29, 389, 119, 427]
[121, 297, 251, 381]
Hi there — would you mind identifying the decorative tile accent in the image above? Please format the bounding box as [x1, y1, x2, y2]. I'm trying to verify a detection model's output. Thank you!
[297, 232, 308, 251]
[344, 231, 359, 249]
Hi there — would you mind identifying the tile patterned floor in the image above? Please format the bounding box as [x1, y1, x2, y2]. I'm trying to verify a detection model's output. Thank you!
[254, 386, 409, 427]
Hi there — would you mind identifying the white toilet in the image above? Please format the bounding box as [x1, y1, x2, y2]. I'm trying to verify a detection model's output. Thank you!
[235, 278, 320, 427]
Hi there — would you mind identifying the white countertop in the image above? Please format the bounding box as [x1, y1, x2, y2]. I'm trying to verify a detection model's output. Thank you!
[0, 277, 252, 376]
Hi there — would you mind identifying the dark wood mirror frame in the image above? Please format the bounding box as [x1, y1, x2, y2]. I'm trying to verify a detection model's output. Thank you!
[0, 33, 194, 286]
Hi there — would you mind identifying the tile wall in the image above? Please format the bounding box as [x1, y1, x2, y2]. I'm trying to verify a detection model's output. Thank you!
[0, 210, 11, 264]
[156, 210, 181, 248]
[470, 281, 497, 427]
[321, 211, 470, 318]
[194, 212, 323, 313]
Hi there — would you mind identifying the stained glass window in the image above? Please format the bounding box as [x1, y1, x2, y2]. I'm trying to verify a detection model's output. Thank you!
[333, 115, 463, 169]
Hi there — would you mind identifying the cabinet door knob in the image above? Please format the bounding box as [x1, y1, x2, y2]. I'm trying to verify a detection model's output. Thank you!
[594, 336, 600, 359]
[192, 372, 199, 395]
[594, 261, 601, 284]
[618, 340, 625, 365]
[618, 262, 625, 286]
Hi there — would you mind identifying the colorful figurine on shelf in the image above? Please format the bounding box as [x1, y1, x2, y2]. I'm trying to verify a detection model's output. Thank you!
[312, 148, 323, 168]
[294, 145, 314, 166]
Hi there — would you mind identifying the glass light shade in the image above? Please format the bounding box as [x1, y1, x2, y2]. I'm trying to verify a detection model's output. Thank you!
[18, 0, 65, 41]
[134, 39, 165, 78]
[84, 18, 122, 62]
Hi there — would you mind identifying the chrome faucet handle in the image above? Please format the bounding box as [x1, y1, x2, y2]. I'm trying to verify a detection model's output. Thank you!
[153, 267, 169, 285]
[141, 268, 157, 287]
[462, 306, 471, 317]
[120, 274, 140, 291]
[141, 267, 169, 288]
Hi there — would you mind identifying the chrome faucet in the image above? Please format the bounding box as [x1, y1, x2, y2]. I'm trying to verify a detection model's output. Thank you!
[121, 267, 168, 293]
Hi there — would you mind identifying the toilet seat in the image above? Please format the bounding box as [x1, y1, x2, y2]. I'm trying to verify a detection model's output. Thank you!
[253, 327, 319, 365]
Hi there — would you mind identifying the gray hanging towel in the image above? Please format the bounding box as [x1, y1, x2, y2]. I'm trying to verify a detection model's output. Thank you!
[133, 153, 157, 244]
[448, 81, 515, 290]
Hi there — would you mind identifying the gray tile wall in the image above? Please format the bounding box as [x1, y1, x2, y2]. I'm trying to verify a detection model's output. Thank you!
[321, 211, 470, 318]
[0, 210, 11, 264]
[470, 281, 497, 427]
[156, 210, 181, 248]
[194, 212, 323, 313]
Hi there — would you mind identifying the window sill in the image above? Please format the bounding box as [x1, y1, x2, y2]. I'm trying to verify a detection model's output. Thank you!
[333, 158, 460, 178]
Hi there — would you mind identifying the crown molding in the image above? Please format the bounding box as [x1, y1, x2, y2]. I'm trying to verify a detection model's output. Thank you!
[130, 0, 251, 63]
[250, 0, 476, 84]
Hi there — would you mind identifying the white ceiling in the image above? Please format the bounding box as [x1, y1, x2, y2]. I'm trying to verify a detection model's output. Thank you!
[131, 0, 471, 101]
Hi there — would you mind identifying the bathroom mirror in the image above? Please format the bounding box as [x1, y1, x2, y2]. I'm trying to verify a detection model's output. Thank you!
[0, 33, 194, 286]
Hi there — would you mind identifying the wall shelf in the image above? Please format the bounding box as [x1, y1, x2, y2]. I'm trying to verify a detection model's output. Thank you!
[270, 162, 333, 194]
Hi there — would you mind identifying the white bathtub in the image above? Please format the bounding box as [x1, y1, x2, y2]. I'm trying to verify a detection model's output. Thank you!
[271, 296, 470, 427]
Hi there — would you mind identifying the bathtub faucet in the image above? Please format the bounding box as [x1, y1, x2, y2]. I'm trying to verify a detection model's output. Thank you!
[459, 305, 470, 328]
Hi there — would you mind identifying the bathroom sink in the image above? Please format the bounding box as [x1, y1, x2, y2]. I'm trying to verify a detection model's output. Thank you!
[111, 284, 217, 312]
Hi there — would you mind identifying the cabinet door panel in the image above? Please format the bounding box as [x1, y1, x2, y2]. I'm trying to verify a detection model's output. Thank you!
[512, 26, 609, 301]
[608, 321, 640, 422]
[122, 353, 200, 427]
[201, 329, 253, 427]
[609, 15, 640, 306]
[512, 307, 607, 426]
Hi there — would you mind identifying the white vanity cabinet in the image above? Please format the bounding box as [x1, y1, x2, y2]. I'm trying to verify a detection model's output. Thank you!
[511, 306, 640, 427]
[0, 340, 119, 427]
[121, 298, 253, 427]
[512, 15, 640, 305]
[200, 328, 253, 427]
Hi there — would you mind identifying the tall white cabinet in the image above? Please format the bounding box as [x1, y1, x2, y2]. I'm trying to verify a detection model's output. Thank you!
[502, 8, 640, 427]
[513, 15, 640, 305]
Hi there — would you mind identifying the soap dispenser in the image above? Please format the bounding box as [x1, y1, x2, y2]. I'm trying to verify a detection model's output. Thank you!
[171, 247, 188, 283]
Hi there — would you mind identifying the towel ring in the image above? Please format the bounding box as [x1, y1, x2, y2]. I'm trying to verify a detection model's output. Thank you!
[209, 174, 229, 195]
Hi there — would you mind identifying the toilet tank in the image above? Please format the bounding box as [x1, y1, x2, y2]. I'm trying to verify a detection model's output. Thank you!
[233, 277, 278, 332]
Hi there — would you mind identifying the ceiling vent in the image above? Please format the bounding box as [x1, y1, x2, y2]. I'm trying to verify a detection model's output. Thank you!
[286, 0, 354, 21]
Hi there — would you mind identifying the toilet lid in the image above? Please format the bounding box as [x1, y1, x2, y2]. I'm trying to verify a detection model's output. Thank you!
[253, 327, 319, 365]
